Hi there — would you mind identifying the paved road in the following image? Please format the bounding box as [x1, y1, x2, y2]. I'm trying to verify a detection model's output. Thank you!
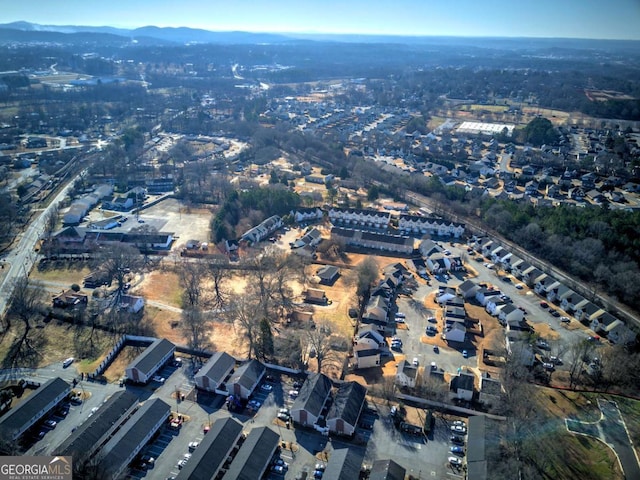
[566, 399, 640, 480]
[0, 179, 77, 317]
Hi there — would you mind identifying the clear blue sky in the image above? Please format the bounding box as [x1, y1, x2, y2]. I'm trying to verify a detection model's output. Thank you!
[4, 0, 640, 40]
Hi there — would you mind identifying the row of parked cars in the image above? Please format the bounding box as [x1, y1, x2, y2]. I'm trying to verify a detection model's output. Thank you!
[448, 421, 467, 468]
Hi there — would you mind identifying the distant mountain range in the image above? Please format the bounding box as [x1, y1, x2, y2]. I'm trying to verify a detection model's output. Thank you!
[0, 21, 639, 51]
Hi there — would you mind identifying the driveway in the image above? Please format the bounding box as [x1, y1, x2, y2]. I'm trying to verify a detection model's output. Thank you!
[566, 399, 640, 480]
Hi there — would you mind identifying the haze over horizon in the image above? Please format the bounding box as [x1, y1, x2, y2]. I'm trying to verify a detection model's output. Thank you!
[4, 0, 640, 41]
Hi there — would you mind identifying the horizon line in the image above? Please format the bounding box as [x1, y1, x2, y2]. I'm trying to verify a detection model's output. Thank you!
[2, 20, 640, 42]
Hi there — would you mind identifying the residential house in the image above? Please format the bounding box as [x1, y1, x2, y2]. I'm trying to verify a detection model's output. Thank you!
[485, 297, 507, 316]
[547, 282, 571, 304]
[317, 265, 340, 285]
[436, 287, 458, 305]
[590, 312, 622, 337]
[56, 391, 139, 460]
[511, 261, 531, 279]
[354, 349, 381, 369]
[398, 215, 465, 238]
[292, 227, 322, 248]
[0, 378, 71, 440]
[498, 304, 524, 325]
[194, 351, 236, 392]
[328, 207, 390, 229]
[561, 291, 585, 313]
[419, 239, 444, 257]
[522, 267, 545, 286]
[223, 426, 280, 480]
[534, 275, 556, 296]
[354, 327, 385, 351]
[331, 228, 414, 255]
[291, 207, 323, 224]
[457, 279, 478, 299]
[125, 339, 175, 384]
[475, 288, 502, 306]
[227, 359, 265, 399]
[290, 373, 333, 427]
[305, 288, 328, 305]
[606, 321, 637, 345]
[52, 290, 88, 309]
[322, 448, 364, 480]
[407, 257, 427, 276]
[505, 331, 535, 366]
[98, 398, 171, 480]
[451, 371, 475, 401]
[395, 360, 418, 388]
[479, 374, 502, 407]
[427, 254, 450, 273]
[174, 417, 244, 480]
[327, 381, 367, 437]
[241, 215, 283, 244]
[118, 295, 145, 313]
[369, 459, 406, 480]
[443, 322, 466, 343]
[574, 300, 604, 323]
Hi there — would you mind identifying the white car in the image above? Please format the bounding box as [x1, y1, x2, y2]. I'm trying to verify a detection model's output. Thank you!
[152, 376, 165, 384]
[260, 384, 273, 392]
[448, 456, 463, 466]
[289, 390, 299, 398]
[451, 425, 467, 434]
[412, 357, 419, 366]
[188, 441, 199, 451]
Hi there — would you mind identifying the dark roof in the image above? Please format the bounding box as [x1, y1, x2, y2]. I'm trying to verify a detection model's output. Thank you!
[0, 377, 70, 439]
[317, 265, 340, 280]
[291, 373, 332, 417]
[224, 426, 280, 480]
[361, 231, 411, 246]
[369, 459, 406, 480]
[330, 207, 389, 218]
[128, 338, 175, 376]
[480, 376, 502, 396]
[176, 416, 243, 480]
[398, 360, 418, 380]
[322, 448, 364, 480]
[331, 227, 356, 239]
[327, 381, 367, 428]
[355, 349, 379, 358]
[228, 359, 265, 390]
[55, 390, 139, 458]
[467, 416, 487, 480]
[195, 351, 236, 384]
[99, 398, 171, 478]
[455, 372, 475, 392]
[123, 232, 173, 244]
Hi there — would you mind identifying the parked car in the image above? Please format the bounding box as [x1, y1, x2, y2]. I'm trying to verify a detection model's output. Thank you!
[188, 441, 199, 451]
[313, 470, 324, 479]
[248, 400, 261, 409]
[452, 420, 465, 426]
[515, 283, 525, 289]
[152, 375, 165, 383]
[43, 419, 57, 429]
[542, 362, 555, 371]
[539, 301, 549, 308]
[560, 316, 570, 323]
[450, 435, 465, 444]
[451, 425, 467, 434]
[260, 384, 273, 392]
[292, 381, 303, 389]
[448, 456, 463, 466]
[433, 345, 439, 353]
[272, 465, 286, 474]
[450, 446, 465, 454]
[412, 357, 419, 366]
[177, 460, 187, 469]
[395, 312, 406, 318]
[550, 310, 560, 317]
[462, 350, 469, 358]
[289, 390, 299, 398]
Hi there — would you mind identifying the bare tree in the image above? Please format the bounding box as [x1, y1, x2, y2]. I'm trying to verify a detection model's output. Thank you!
[352, 257, 379, 312]
[5, 275, 46, 364]
[176, 260, 208, 309]
[180, 307, 213, 352]
[227, 292, 261, 359]
[304, 321, 338, 374]
[96, 244, 144, 301]
[208, 258, 231, 309]
[566, 338, 595, 389]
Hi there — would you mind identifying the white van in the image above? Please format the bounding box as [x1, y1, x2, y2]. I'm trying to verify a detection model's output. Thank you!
[63, 357, 74, 368]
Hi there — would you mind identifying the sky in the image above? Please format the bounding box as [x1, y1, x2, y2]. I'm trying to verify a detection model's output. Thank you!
[4, 0, 640, 40]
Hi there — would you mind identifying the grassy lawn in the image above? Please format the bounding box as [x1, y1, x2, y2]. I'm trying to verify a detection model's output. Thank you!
[527, 388, 623, 480]
[30, 262, 91, 286]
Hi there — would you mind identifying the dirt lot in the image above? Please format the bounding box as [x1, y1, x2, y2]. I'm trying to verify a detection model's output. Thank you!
[142, 198, 212, 248]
